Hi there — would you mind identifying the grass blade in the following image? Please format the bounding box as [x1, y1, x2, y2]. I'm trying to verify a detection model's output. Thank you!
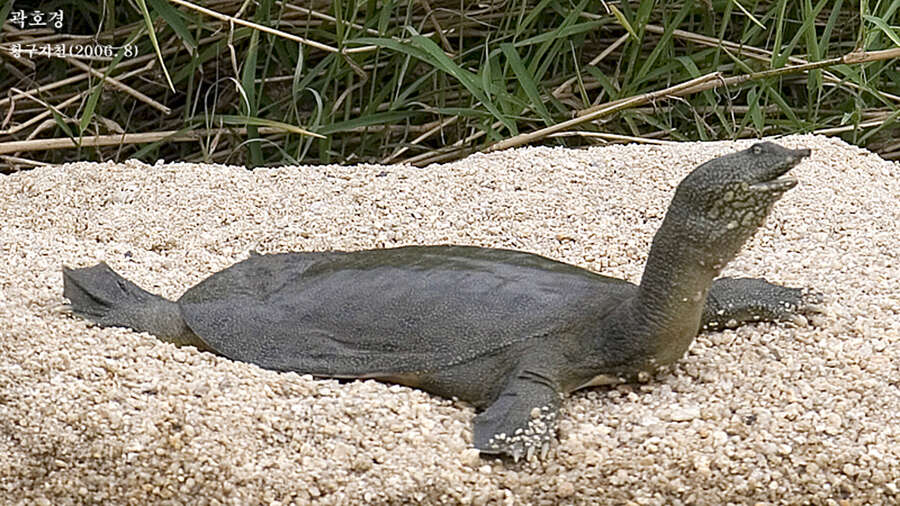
[133, 0, 174, 90]
[501, 43, 552, 124]
[864, 15, 900, 47]
[609, 5, 638, 42]
[147, 0, 198, 48]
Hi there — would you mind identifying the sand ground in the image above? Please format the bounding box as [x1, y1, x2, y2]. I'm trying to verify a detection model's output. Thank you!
[1, 135, 898, 504]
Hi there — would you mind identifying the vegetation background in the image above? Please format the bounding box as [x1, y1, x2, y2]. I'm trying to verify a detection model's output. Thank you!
[1, 0, 898, 172]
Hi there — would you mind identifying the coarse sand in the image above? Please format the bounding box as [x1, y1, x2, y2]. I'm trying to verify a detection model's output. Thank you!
[1, 135, 898, 505]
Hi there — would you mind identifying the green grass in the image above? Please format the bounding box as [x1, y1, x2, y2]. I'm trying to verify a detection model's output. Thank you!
[1, 0, 898, 171]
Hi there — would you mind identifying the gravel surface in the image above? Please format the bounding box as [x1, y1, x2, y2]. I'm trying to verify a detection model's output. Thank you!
[1, 135, 898, 505]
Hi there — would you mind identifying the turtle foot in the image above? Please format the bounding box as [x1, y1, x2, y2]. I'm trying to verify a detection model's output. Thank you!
[472, 374, 561, 462]
[703, 277, 824, 331]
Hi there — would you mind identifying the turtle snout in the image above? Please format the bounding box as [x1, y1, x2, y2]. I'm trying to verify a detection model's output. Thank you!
[768, 146, 810, 180]
[790, 148, 811, 164]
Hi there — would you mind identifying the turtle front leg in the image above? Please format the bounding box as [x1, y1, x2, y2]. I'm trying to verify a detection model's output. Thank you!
[473, 369, 562, 462]
[702, 277, 823, 330]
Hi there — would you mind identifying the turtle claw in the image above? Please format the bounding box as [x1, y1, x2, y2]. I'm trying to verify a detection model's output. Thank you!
[787, 313, 809, 327]
[784, 289, 827, 326]
[50, 302, 73, 314]
[798, 293, 826, 314]
[803, 302, 827, 313]
[477, 423, 556, 462]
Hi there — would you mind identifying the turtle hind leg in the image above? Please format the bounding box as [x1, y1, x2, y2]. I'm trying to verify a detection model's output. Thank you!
[62, 262, 205, 349]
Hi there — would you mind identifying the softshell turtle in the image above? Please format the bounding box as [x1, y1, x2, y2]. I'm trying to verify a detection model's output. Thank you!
[63, 142, 819, 460]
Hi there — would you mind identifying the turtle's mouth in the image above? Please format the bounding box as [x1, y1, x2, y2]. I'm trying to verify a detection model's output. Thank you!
[750, 147, 810, 192]
[751, 176, 798, 192]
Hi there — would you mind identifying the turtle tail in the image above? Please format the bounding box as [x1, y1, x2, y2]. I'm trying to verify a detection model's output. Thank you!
[62, 262, 201, 347]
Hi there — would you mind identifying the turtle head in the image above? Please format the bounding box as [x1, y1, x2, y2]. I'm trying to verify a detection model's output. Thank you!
[634, 142, 809, 364]
[664, 142, 810, 271]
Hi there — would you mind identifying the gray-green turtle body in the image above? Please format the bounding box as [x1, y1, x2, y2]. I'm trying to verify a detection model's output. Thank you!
[63, 142, 819, 460]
